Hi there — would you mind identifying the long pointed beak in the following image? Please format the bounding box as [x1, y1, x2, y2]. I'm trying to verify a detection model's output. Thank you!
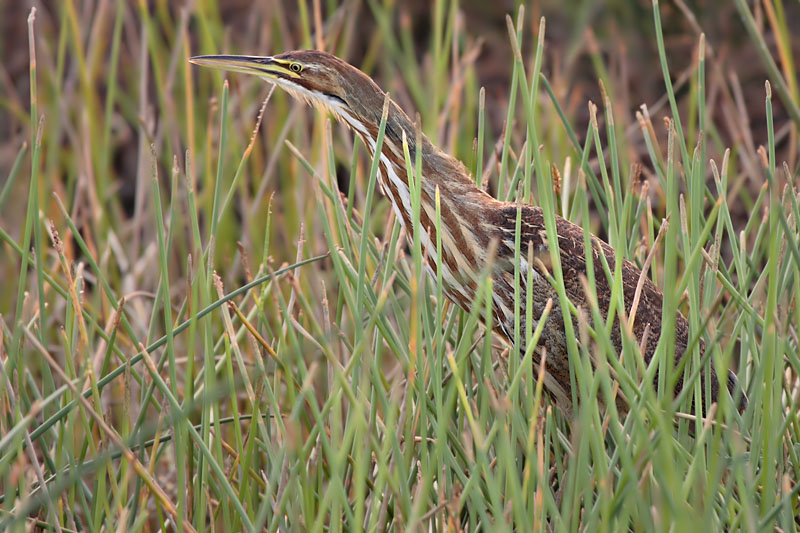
[189, 55, 288, 79]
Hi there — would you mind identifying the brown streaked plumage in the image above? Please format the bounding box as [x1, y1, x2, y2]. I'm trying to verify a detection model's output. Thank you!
[190, 50, 746, 413]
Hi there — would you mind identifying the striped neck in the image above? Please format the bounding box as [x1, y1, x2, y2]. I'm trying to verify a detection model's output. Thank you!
[324, 97, 496, 313]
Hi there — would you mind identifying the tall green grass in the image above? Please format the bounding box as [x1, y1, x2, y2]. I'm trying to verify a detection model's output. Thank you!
[0, 0, 798, 530]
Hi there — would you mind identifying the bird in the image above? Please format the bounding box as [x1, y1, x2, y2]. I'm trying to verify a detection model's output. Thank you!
[189, 50, 745, 414]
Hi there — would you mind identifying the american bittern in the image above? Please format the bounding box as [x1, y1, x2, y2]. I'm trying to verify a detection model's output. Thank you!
[190, 51, 745, 413]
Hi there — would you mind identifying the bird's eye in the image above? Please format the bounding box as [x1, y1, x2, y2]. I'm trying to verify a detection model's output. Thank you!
[290, 62, 303, 73]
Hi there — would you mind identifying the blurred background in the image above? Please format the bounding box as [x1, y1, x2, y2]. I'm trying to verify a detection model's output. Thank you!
[1, 0, 798, 257]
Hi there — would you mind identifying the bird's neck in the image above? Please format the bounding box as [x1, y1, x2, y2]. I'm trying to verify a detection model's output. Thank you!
[346, 101, 494, 303]
[351, 100, 486, 210]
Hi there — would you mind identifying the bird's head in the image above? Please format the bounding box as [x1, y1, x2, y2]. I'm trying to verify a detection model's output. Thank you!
[189, 50, 386, 129]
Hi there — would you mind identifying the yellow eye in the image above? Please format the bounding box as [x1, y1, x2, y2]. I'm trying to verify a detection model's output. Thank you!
[290, 62, 303, 73]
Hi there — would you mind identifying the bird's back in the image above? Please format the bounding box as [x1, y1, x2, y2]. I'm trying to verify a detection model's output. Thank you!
[485, 204, 743, 412]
